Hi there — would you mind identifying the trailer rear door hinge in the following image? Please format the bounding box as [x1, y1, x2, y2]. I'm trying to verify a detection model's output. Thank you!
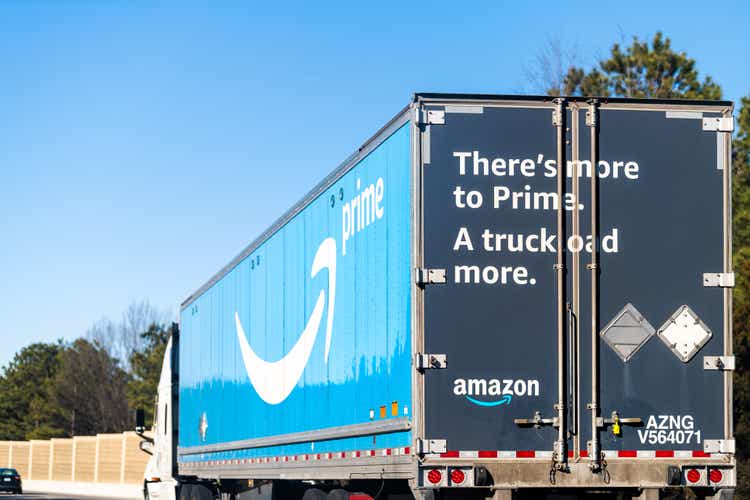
[552, 108, 563, 127]
[416, 268, 447, 286]
[703, 272, 734, 288]
[416, 353, 447, 370]
[416, 438, 447, 455]
[704, 439, 735, 454]
[421, 109, 445, 125]
[585, 101, 599, 127]
[703, 355, 735, 371]
[702, 117, 734, 133]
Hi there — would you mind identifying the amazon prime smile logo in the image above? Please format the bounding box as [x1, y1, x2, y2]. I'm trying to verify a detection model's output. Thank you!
[453, 378, 540, 407]
[235, 237, 336, 405]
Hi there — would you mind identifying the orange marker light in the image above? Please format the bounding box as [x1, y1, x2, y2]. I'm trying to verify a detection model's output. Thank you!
[391, 401, 398, 416]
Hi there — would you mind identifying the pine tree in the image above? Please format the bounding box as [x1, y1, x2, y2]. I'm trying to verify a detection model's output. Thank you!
[552, 32, 722, 100]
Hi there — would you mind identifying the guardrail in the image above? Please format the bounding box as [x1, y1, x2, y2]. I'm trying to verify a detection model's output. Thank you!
[0, 431, 151, 484]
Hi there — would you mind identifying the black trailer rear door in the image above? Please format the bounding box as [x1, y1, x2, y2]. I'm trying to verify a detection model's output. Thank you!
[420, 102, 564, 454]
[576, 104, 731, 458]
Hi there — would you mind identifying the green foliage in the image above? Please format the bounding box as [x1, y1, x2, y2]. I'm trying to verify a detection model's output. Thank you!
[734, 96, 750, 499]
[555, 32, 722, 100]
[50, 338, 131, 436]
[735, 96, 750, 254]
[0, 342, 64, 440]
[0, 319, 170, 440]
[126, 323, 170, 428]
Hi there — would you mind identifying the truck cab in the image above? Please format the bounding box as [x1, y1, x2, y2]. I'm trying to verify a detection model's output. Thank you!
[139, 333, 179, 500]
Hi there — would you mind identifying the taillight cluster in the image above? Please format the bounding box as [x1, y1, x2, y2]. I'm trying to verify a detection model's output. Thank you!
[426, 469, 442, 485]
[685, 467, 726, 486]
[709, 468, 724, 484]
[449, 468, 466, 485]
[685, 468, 702, 483]
[424, 467, 471, 487]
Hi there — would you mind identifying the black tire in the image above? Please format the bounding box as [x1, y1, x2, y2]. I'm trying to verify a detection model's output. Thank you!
[192, 484, 214, 500]
[326, 489, 350, 500]
[180, 484, 194, 500]
[302, 488, 328, 500]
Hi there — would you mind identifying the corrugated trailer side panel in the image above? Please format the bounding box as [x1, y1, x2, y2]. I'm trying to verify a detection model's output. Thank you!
[178, 123, 412, 465]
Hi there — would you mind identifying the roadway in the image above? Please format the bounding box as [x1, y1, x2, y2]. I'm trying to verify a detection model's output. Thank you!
[8, 494, 118, 500]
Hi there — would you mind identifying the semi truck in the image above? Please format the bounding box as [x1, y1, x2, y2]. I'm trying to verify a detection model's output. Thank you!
[136, 93, 737, 500]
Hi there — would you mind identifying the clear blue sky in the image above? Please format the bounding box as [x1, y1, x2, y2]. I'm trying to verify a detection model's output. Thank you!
[1, 0, 748, 368]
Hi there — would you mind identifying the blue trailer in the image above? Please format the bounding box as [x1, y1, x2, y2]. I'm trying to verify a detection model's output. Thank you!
[138, 94, 737, 500]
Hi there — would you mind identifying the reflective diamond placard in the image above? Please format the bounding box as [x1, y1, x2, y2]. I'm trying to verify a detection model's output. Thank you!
[657, 305, 712, 363]
[600, 303, 655, 362]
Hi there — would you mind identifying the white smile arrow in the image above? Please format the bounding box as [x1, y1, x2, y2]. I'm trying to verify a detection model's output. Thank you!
[235, 237, 336, 405]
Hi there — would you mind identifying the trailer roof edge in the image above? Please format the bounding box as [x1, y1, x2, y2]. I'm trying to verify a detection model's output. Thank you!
[180, 103, 412, 310]
[414, 92, 733, 108]
[181, 93, 733, 310]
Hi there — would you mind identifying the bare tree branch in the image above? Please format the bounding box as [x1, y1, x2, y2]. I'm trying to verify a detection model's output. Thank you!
[523, 36, 581, 96]
[85, 300, 170, 372]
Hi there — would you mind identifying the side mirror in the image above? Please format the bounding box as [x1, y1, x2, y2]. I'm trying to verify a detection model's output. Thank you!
[135, 408, 146, 434]
[139, 440, 154, 455]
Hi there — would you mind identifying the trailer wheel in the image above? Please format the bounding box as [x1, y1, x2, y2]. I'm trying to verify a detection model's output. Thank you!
[301, 488, 328, 500]
[325, 489, 344, 500]
[179, 484, 193, 500]
[327, 489, 372, 500]
[190, 484, 214, 500]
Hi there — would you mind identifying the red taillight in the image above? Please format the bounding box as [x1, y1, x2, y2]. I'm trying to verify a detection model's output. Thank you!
[709, 468, 723, 484]
[427, 469, 442, 484]
[686, 468, 701, 483]
[450, 469, 466, 485]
